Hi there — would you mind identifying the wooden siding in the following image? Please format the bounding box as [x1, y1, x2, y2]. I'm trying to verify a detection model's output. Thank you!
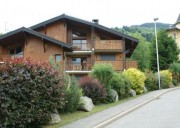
[24, 36, 64, 62]
[94, 53, 123, 60]
[0, 46, 8, 56]
[37, 21, 67, 43]
[23, 36, 65, 71]
[94, 40, 123, 50]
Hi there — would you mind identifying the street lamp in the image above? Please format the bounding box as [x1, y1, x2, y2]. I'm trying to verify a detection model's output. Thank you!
[154, 18, 161, 90]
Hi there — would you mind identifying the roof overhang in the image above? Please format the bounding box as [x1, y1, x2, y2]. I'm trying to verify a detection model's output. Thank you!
[0, 27, 72, 51]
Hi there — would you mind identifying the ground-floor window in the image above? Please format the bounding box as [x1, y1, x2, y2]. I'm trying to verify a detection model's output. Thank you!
[10, 47, 23, 58]
[55, 54, 62, 62]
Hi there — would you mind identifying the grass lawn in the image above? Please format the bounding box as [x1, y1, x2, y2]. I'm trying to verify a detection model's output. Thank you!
[44, 94, 143, 128]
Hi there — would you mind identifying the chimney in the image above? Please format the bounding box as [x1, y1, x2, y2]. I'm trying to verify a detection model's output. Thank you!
[92, 19, 99, 24]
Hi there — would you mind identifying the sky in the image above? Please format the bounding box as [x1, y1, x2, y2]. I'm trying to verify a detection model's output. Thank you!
[0, 0, 180, 33]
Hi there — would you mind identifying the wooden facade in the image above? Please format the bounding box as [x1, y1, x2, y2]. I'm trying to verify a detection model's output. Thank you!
[0, 14, 139, 77]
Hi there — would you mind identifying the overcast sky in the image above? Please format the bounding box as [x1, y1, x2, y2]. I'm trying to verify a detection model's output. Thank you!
[0, 0, 180, 33]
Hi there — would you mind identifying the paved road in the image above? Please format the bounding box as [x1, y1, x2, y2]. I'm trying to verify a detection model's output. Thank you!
[104, 89, 180, 128]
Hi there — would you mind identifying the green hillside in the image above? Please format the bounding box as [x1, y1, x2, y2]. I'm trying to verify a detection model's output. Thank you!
[113, 22, 172, 42]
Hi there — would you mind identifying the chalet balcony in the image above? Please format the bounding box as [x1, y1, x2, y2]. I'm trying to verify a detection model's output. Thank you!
[65, 62, 92, 72]
[94, 40, 123, 51]
[65, 60, 137, 73]
[72, 43, 91, 51]
[93, 60, 138, 71]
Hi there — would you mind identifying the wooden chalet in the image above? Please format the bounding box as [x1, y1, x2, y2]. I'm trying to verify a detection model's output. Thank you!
[0, 14, 139, 78]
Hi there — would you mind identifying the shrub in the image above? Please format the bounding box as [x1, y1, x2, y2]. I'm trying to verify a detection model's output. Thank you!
[124, 68, 146, 94]
[110, 73, 131, 99]
[91, 63, 114, 101]
[172, 79, 178, 86]
[79, 76, 107, 104]
[169, 62, 180, 82]
[0, 58, 65, 128]
[160, 70, 172, 89]
[144, 70, 158, 91]
[62, 76, 83, 112]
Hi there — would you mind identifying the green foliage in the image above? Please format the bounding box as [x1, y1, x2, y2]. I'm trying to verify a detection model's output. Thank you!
[150, 30, 179, 71]
[0, 58, 65, 128]
[169, 62, 180, 82]
[91, 63, 114, 101]
[160, 70, 172, 89]
[79, 76, 107, 104]
[124, 68, 146, 94]
[172, 79, 178, 86]
[130, 33, 151, 71]
[62, 77, 83, 112]
[110, 72, 131, 99]
[144, 70, 158, 91]
[113, 22, 171, 42]
[49, 55, 63, 73]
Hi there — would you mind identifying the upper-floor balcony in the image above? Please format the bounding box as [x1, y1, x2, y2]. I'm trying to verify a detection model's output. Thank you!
[93, 60, 138, 71]
[94, 40, 123, 51]
[65, 59, 138, 72]
[72, 43, 91, 51]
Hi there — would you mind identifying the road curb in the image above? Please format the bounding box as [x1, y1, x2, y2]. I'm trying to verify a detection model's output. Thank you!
[93, 87, 180, 128]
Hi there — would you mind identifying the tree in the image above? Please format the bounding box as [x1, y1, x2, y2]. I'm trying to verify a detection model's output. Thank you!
[150, 30, 179, 71]
[131, 33, 151, 71]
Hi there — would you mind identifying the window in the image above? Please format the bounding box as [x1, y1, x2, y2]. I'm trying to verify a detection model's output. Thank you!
[100, 54, 116, 61]
[72, 31, 88, 50]
[55, 54, 61, 62]
[10, 47, 23, 58]
[72, 58, 81, 64]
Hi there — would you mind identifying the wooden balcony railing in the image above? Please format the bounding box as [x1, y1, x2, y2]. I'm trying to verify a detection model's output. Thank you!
[72, 43, 91, 51]
[126, 60, 138, 69]
[65, 62, 92, 71]
[93, 60, 123, 70]
[93, 60, 138, 71]
[65, 60, 138, 72]
[94, 40, 123, 50]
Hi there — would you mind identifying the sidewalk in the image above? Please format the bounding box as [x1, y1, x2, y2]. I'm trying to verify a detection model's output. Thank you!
[61, 87, 180, 128]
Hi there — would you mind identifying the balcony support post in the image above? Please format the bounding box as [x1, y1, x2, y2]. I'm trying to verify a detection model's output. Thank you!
[91, 26, 95, 69]
[122, 38, 126, 70]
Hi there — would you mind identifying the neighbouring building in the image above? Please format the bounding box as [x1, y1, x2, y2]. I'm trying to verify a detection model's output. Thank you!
[167, 13, 180, 59]
[0, 14, 139, 79]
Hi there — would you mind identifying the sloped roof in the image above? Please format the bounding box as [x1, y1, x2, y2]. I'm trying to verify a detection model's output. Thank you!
[30, 14, 138, 43]
[0, 27, 71, 50]
[167, 13, 180, 31]
[176, 13, 180, 23]
[167, 26, 180, 31]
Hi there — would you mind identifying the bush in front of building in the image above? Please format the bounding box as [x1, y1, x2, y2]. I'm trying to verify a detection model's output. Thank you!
[61, 76, 83, 112]
[79, 76, 107, 104]
[0, 58, 65, 128]
[160, 70, 173, 89]
[144, 70, 158, 91]
[169, 62, 180, 85]
[124, 68, 146, 94]
[110, 72, 131, 99]
[91, 63, 114, 102]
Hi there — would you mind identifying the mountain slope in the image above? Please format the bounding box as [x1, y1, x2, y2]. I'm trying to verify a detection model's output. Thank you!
[113, 22, 172, 42]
